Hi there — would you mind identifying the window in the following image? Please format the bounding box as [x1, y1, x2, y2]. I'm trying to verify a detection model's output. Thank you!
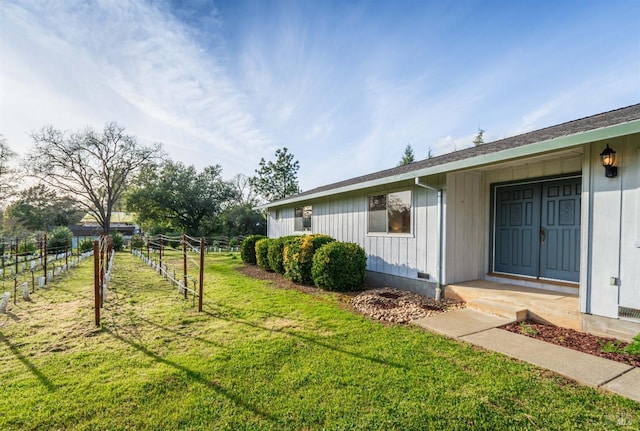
[274, 210, 280, 221]
[368, 190, 412, 233]
[294, 205, 312, 232]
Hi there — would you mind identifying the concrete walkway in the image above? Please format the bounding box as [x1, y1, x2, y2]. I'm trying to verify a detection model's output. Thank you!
[413, 309, 640, 403]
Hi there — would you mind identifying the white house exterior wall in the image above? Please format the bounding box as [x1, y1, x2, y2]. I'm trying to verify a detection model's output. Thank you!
[267, 184, 443, 287]
[444, 171, 486, 284]
[267, 207, 295, 238]
[585, 134, 640, 319]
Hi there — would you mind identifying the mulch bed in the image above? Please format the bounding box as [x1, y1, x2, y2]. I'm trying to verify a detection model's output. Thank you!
[502, 320, 640, 368]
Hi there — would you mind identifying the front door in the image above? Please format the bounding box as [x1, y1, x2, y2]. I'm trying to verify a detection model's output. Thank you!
[493, 177, 581, 282]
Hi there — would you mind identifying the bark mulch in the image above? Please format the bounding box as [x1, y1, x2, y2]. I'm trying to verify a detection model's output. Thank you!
[501, 320, 640, 368]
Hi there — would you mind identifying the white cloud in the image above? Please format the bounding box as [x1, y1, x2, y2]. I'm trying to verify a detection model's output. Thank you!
[0, 0, 272, 179]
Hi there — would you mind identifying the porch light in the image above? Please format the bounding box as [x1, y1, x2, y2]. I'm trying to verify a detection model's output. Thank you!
[599, 144, 618, 178]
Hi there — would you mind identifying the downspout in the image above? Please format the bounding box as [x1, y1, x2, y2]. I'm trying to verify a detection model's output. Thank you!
[415, 178, 444, 301]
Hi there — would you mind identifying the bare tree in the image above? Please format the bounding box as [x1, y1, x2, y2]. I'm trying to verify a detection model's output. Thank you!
[25, 123, 163, 234]
[230, 173, 259, 206]
[0, 134, 17, 201]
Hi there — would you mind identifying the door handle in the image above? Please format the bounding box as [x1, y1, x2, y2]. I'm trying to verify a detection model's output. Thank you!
[540, 227, 546, 244]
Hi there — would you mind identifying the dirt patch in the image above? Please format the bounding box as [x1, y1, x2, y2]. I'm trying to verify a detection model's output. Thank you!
[502, 320, 640, 368]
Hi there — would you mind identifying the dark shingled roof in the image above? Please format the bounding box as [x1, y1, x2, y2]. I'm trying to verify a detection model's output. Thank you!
[273, 103, 640, 203]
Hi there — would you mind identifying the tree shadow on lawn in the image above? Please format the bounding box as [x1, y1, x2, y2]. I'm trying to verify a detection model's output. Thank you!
[134, 315, 225, 349]
[0, 331, 56, 392]
[202, 303, 409, 371]
[103, 327, 279, 424]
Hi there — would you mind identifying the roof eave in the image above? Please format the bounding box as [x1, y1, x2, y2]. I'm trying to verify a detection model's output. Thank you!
[257, 119, 640, 210]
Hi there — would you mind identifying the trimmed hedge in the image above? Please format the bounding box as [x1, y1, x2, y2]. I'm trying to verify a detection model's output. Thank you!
[240, 234, 266, 264]
[283, 234, 335, 284]
[267, 235, 300, 275]
[312, 242, 367, 291]
[255, 238, 272, 271]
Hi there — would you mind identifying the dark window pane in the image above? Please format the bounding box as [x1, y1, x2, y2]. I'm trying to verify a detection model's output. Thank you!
[387, 191, 411, 233]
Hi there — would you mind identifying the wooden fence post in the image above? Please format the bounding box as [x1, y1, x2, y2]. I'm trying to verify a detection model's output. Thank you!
[159, 236, 163, 275]
[14, 236, 19, 276]
[182, 233, 188, 299]
[43, 233, 48, 286]
[93, 240, 100, 327]
[100, 233, 105, 308]
[199, 237, 204, 312]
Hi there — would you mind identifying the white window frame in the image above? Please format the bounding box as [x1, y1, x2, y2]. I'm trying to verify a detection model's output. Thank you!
[294, 205, 312, 232]
[367, 190, 413, 236]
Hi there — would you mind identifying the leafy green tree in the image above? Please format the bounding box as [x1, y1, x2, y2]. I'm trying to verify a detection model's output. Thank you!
[5, 184, 84, 232]
[398, 144, 415, 166]
[47, 226, 73, 254]
[215, 204, 266, 237]
[249, 147, 300, 203]
[473, 128, 485, 147]
[25, 123, 162, 234]
[125, 160, 237, 236]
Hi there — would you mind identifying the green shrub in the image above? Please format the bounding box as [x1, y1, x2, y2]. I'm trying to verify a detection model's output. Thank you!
[79, 238, 94, 253]
[312, 241, 367, 291]
[255, 238, 272, 271]
[18, 240, 37, 256]
[624, 333, 640, 356]
[130, 234, 145, 250]
[267, 235, 300, 275]
[47, 226, 73, 254]
[111, 232, 124, 251]
[240, 234, 266, 264]
[283, 234, 335, 284]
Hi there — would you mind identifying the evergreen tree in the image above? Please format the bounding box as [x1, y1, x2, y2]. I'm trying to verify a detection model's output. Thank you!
[249, 147, 300, 203]
[473, 128, 485, 147]
[398, 144, 415, 166]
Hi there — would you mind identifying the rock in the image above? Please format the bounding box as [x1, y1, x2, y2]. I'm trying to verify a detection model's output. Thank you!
[350, 287, 465, 323]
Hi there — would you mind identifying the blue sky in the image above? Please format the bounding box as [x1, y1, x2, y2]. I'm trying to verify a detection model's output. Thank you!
[1, 0, 639, 191]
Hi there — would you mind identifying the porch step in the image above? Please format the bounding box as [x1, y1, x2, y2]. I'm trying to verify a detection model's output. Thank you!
[446, 281, 582, 331]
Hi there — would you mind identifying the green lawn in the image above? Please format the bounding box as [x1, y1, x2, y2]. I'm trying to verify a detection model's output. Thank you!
[1, 251, 639, 430]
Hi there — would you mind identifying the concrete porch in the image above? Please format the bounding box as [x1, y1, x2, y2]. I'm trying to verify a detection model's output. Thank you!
[445, 280, 582, 331]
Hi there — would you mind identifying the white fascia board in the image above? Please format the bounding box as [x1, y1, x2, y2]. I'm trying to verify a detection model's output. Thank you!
[258, 120, 640, 210]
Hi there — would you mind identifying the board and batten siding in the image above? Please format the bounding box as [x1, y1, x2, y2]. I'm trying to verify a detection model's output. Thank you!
[584, 134, 640, 318]
[267, 184, 442, 283]
[444, 171, 486, 284]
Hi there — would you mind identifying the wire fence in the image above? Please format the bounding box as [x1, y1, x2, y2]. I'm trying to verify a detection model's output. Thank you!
[132, 233, 205, 312]
[0, 234, 94, 314]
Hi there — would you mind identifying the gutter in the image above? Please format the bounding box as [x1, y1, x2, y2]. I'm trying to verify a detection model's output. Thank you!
[414, 178, 444, 301]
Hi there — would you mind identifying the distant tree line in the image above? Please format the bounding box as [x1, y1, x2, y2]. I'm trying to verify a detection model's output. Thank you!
[1, 123, 302, 241]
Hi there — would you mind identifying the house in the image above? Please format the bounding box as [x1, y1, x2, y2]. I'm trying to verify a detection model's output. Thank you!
[74, 211, 139, 246]
[258, 104, 640, 340]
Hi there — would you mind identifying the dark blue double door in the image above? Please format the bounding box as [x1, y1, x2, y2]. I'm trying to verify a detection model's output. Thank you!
[493, 177, 581, 282]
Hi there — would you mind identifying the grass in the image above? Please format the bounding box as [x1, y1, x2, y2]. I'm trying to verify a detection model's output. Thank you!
[1, 250, 639, 430]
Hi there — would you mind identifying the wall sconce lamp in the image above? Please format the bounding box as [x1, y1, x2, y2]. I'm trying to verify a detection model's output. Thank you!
[599, 144, 618, 178]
